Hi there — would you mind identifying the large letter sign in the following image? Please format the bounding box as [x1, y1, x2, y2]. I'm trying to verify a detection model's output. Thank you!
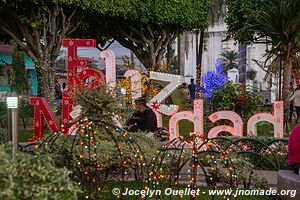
[169, 100, 203, 141]
[124, 69, 142, 104]
[148, 72, 183, 115]
[61, 39, 97, 128]
[208, 111, 243, 138]
[29, 97, 59, 141]
[29, 38, 285, 142]
[101, 50, 116, 89]
[247, 101, 283, 138]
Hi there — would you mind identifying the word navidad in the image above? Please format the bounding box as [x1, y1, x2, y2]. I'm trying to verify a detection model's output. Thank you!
[28, 39, 284, 142]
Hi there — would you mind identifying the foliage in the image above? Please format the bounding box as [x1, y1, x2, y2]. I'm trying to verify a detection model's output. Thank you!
[75, 85, 132, 127]
[209, 82, 262, 119]
[219, 50, 238, 72]
[18, 99, 34, 129]
[205, 153, 268, 189]
[0, 0, 85, 108]
[78, 0, 210, 68]
[10, 47, 29, 93]
[225, 0, 300, 120]
[0, 144, 80, 200]
[200, 60, 228, 99]
[0, 128, 7, 144]
[48, 124, 158, 199]
[246, 68, 257, 81]
[0, 101, 7, 128]
[225, 0, 266, 42]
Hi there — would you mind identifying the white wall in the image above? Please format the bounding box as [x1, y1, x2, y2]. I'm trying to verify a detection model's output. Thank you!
[178, 23, 277, 102]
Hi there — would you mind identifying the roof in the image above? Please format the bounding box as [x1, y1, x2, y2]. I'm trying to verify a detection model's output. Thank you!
[0, 45, 13, 54]
[0, 45, 35, 69]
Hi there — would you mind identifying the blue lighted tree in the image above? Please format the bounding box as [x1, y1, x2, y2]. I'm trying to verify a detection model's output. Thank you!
[200, 60, 228, 99]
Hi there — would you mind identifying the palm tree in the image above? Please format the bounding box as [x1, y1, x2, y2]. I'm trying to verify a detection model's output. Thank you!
[220, 50, 238, 72]
[249, 0, 300, 123]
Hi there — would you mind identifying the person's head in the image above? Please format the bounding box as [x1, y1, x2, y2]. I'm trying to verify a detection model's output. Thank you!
[190, 78, 194, 84]
[134, 97, 147, 112]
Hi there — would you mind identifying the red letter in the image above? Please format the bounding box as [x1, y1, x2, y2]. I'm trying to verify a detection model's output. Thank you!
[29, 97, 59, 141]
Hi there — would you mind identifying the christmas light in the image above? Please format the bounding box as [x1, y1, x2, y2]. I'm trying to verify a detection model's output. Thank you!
[201, 60, 227, 99]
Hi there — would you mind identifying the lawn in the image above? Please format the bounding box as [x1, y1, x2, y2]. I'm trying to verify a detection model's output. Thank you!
[18, 129, 34, 143]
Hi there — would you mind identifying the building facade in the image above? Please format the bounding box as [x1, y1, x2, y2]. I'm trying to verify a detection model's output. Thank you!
[178, 23, 277, 102]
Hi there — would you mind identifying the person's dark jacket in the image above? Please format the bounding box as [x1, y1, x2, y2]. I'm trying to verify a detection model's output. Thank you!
[127, 107, 157, 132]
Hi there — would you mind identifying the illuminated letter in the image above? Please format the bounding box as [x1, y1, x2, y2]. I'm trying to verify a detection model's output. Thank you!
[247, 101, 283, 138]
[169, 100, 203, 141]
[124, 69, 142, 104]
[148, 72, 183, 115]
[208, 111, 243, 138]
[100, 50, 116, 88]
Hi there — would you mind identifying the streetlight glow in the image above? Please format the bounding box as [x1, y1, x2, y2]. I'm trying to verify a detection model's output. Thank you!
[7, 97, 18, 108]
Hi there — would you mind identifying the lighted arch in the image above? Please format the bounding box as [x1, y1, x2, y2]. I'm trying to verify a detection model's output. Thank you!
[208, 111, 243, 138]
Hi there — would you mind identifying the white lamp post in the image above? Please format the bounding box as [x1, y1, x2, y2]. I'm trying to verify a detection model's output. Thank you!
[7, 94, 18, 160]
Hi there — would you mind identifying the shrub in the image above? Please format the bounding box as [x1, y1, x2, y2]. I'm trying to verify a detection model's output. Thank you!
[0, 128, 8, 143]
[0, 144, 80, 200]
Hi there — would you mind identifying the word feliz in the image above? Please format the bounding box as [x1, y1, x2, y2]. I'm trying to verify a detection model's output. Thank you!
[28, 39, 284, 141]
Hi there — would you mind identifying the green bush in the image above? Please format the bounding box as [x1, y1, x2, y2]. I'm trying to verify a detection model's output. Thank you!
[0, 144, 80, 200]
[18, 99, 34, 129]
[0, 101, 7, 128]
[209, 83, 262, 119]
[0, 128, 8, 143]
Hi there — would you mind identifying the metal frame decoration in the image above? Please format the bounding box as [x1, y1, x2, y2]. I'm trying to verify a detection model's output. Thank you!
[37, 117, 148, 200]
[147, 134, 287, 199]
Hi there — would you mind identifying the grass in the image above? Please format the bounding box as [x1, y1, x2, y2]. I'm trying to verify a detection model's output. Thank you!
[18, 129, 34, 143]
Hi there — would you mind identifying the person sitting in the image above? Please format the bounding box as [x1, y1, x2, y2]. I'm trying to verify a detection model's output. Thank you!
[288, 124, 300, 174]
[127, 97, 157, 133]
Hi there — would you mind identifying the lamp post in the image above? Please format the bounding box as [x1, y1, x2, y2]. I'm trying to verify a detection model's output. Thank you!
[7, 94, 18, 160]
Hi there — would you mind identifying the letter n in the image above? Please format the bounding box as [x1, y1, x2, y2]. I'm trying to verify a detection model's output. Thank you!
[29, 97, 59, 141]
[169, 100, 203, 141]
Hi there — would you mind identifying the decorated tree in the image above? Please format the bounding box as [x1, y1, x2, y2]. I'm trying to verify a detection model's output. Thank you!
[201, 60, 228, 99]
[0, 0, 84, 108]
[10, 47, 29, 93]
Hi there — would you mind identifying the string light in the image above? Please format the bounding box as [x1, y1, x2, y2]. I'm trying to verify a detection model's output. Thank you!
[201, 60, 227, 99]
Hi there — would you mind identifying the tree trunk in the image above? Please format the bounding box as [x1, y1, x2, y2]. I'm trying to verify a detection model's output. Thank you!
[38, 57, 56, 110]
[166, 42, 174, 70]
[196, 31, 204, 99]
[282, 56, 292, 131]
